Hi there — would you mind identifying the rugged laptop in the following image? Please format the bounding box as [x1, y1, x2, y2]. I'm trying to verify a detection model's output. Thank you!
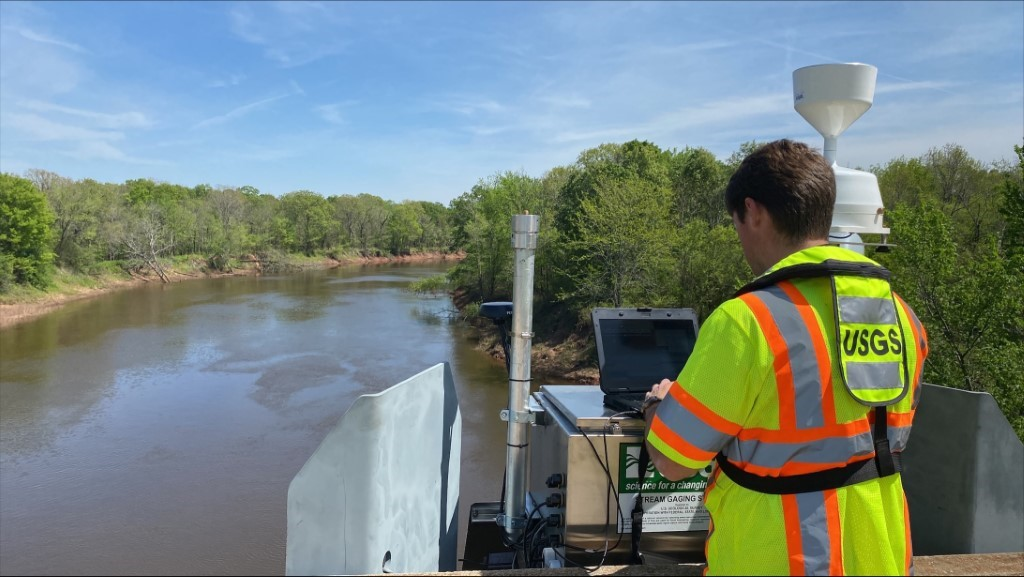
[593, 307, 700, 416]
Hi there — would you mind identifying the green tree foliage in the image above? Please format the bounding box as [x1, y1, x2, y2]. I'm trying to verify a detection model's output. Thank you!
[999, 145, 1024, 260]
[875, 157, 935, 209]
[332, 193, 393, 254]
[556, 140, 669, 243]
[9, 169, 457, 285]
[923, 144, 1004, 247]
[563, 173, 676, 308]
[449, 171, 542, 300]
[387, 201, 424, 255]
[0, 173, 56, 289]
[671, 221, 750, 321]
[724, 140, 767, 168]
[279, 190, 333, 255]
[413, 200, 453, 252]
[669, 147, 729, 227]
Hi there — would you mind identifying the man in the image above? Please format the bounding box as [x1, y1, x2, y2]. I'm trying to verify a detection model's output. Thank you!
[642, 139, 928, 576]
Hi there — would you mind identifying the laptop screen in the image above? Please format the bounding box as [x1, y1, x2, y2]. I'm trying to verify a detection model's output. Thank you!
[593, 308, 699, 394]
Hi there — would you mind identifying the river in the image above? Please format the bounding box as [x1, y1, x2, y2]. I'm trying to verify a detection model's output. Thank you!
[0, 263, 562, 575]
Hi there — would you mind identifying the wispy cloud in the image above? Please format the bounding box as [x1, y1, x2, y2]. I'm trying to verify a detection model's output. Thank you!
[314, 100, 358, 125]
[537, 95, 591, 109]
[8, 25, 88, 53]
[227, 2, 350, 68]
[67, 140, 168, 165]
[4, 113, 163, 165]
[227, 6, 265, 44]
[207, 73, 247, 88]
[875, 80, 957, 97]
[551, 93, 792, 145]
[464, 124, 518, 137]
[431, 95, 507, 116]
[7, 113, 124, 142]
[192, 93, 289, 130]
[18, 100, 152, 129]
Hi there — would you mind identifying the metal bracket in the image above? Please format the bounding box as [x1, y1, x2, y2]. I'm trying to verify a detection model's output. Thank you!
[495, 514, 528, 530]
[500, 409, 536, 424]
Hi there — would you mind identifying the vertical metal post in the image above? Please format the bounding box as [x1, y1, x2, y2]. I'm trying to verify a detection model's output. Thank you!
[502, 213, 538, 544]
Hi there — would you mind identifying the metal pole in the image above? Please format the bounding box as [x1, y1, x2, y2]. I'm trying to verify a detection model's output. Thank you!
[502, 213, 538, 545]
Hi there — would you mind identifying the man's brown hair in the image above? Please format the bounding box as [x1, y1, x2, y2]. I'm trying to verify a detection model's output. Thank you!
[724, 139, 835, 242]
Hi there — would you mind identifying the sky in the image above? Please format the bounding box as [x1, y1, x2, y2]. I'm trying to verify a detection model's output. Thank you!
[1, 1, 1021, 205]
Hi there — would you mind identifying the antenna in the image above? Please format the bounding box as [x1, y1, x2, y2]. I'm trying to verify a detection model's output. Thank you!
[793, 63, 890, 249]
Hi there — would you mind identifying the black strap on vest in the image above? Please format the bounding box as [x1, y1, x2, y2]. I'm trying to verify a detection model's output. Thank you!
[734, 260, 891, 297]
[715, 407, 901, 494]
[872, 405, 897, 477]
[630, 443, 650, 564]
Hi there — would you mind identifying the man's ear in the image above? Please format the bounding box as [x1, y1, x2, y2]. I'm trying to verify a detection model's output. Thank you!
[744, 197, 766, 227]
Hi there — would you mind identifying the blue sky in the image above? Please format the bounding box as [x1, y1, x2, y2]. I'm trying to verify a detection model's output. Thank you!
[1, 1, 1021, 205]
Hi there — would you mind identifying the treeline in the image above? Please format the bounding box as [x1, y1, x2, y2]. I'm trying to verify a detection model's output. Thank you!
[445, 140, 1023, 439]
[0, 170, 455, 287]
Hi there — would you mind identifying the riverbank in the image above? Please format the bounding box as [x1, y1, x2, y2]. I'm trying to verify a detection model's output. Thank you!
[0, 251, 464, 330]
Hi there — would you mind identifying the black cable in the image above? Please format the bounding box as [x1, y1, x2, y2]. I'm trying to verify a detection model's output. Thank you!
[506, 498, 544, 567]
[573, 423, 628, 571]
[514, 412, 640, 571]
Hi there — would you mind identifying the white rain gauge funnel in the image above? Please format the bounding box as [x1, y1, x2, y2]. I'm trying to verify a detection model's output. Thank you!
[793, 63, 889, 239]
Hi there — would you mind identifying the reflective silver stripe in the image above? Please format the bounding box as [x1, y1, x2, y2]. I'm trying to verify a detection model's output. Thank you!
[899, 297, 926, 409]
[847, 361, 902, 390]
[889, 425, 912, 452]
[752, 286, 826, 429]
[795, 491, 833, 575]
[724, 431, 875, 471]
[839, 296, 896, 324]
[656, 394, 734, 454]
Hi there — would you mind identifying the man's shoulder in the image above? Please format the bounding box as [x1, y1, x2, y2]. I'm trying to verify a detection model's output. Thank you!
[702, 298, 763, 338]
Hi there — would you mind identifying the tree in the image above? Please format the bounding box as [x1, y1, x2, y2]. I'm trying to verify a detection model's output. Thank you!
[669, 147, 729, 227]
[0, 173, 55, 289]
[556, 141, 669, 242]
[118, 204, 175, 283]
[279, 190, 333, 255]
[448, 171, 546, 300]
[387, 201, 423, 255]
[243, 193, 279, 253]
[671, 221, 750, 321]
[874, 157, 936, 210]
[411, 201, 451, 251]
[563, 173, 676, 308]
[998, 144, 1024, 260]
[724, 140, 767, 169]
[924, 143, 1003, 247]
[207, 187, 248, 257]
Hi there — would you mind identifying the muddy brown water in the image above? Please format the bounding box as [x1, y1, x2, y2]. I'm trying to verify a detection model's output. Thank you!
[0, 263, 572, 575]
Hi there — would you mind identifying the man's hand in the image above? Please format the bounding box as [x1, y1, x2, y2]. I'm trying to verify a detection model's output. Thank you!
[646, 378, 675, 404]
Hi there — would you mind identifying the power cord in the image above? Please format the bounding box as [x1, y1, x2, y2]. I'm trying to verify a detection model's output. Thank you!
[509, 412, 641, 571]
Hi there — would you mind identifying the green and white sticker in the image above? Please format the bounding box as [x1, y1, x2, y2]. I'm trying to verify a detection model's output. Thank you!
[616, 443, 712, 533]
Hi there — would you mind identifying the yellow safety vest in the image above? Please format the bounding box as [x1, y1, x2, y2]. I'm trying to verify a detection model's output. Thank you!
[646, 246, 929, 576]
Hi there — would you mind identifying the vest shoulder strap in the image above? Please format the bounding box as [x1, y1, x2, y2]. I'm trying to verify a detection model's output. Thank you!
[735, 259, 890, 297]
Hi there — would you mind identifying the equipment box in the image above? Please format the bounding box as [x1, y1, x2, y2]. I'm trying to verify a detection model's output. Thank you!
[528, 385, 709, 565]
